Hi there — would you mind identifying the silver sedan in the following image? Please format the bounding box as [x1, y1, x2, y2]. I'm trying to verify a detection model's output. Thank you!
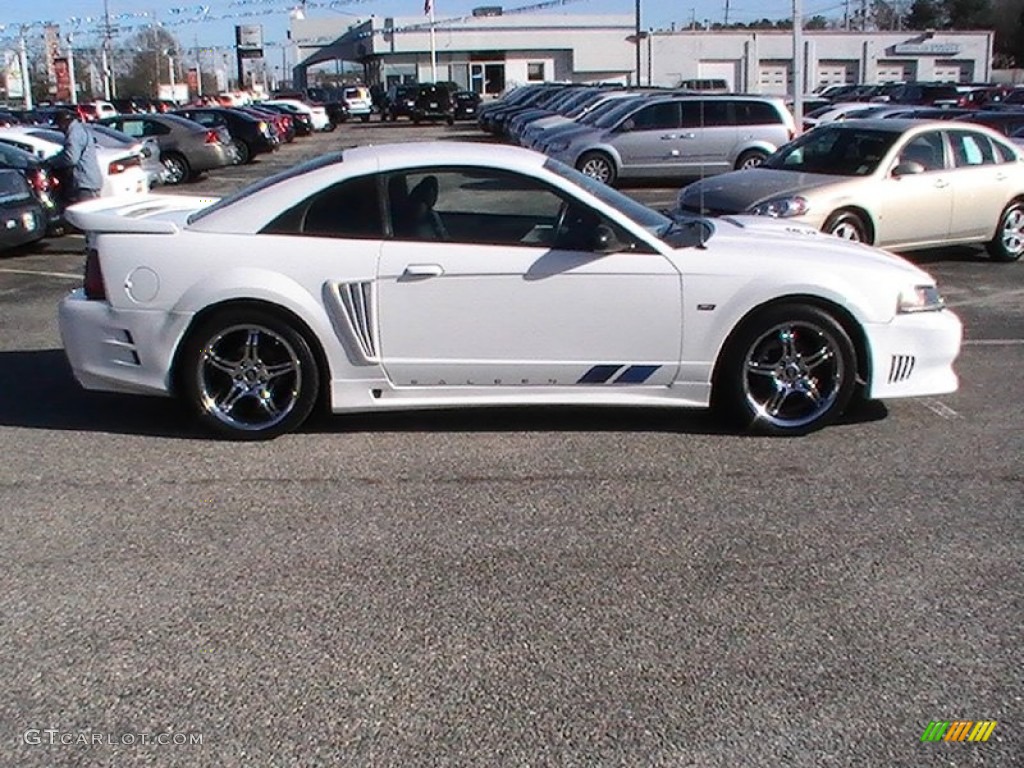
[677, 119, 1024, 261]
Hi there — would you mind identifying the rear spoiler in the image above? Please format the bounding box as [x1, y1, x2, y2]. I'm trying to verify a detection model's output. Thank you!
[64, 194, 220, 234]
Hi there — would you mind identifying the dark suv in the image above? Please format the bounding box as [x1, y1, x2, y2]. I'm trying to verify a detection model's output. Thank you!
[382, 85, 419, 122]
[411, 84, 454, 125]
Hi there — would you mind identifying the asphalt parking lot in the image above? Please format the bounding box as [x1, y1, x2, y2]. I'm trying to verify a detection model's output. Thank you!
[1, 121, 1021, 767]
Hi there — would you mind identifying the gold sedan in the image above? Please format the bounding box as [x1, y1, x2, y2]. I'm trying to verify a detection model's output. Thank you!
[677, 118, 1024, 262]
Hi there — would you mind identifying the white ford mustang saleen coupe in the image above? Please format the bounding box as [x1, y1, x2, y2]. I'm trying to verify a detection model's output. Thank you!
[59, 142, 962, 439]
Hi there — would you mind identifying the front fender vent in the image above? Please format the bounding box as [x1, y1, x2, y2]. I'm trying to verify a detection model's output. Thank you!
[888, 354, 915, 384]
[335, 281, 378, 361]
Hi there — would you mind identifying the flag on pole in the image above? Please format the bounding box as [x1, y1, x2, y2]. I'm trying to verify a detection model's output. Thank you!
[424, 0, 432, 14]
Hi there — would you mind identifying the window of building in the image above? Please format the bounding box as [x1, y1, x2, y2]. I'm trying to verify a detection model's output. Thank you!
[527, 62, 545, 82]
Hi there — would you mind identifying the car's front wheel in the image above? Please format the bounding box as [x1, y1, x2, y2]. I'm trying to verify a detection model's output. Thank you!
[179, 308, 319, 440]
[986, 200, 1024, 262]
[161, 152, 189, 185]
[715, 304, 857, 435]
[233, 139, 251, 165]
[576, 151, 617, 185]
[735, 150, 768, 170]
[823, 210, 869, 243]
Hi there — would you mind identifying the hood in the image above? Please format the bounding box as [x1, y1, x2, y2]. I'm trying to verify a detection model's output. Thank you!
[678, 168, 852, 213]
[705, 214, 930, 280]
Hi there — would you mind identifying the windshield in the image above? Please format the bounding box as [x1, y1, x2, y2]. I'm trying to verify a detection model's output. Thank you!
[544, 157, 707, 247]
[565, 91, 613, 119]
[592, 97, 647, 129]
[762, 126, 899, 176]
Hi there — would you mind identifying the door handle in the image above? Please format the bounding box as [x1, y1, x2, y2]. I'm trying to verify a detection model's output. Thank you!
[402, 263, 444, 278]
[995, 173, 1008, 181]
[934, 179, 949, 189]
[660, 134, 678, 140]
[679, 132, 696, 139]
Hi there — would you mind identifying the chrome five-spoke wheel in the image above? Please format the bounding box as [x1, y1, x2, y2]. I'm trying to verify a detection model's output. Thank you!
[987, 201, 1024, 262]
[716, 304, 857, 435]
[181, 309, 319, 439]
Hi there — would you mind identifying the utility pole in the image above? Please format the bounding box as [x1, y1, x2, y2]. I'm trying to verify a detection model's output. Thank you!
[67, 33, 78, 104]
[724, 0, 731, 27]
[195, 33, 203, 97]
[792, 0, 803, 129]
[103, 0, 114, 99]
[19, 28, 32, 110]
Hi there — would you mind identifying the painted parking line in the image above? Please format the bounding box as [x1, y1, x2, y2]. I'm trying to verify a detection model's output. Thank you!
[919, 399, 961, 420]
[962, 339, 1024, 346]
[0, 267, 81, 280]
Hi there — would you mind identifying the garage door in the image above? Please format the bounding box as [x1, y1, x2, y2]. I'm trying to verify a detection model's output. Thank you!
[817, 60, 857, 87]
[934, 60, 974, 82]
[698, 61, 739, 92]
[876, 60, 917, 82]
[759, 61, 790, 94]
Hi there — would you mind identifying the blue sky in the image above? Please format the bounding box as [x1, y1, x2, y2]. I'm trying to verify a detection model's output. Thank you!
[1, 0, 817, 53]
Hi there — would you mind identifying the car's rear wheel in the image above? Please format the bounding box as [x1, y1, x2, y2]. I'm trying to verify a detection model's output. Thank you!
[986, 200, 1024, 262]
[161, 152, 189, 185]
[179, 308, 319, 440]
[823, 210, 869, 243]
[233, 139, 251, 165]
[577, 151, 617, 185]
[735, 150, 768, 170]
[715, 304, 857, 435]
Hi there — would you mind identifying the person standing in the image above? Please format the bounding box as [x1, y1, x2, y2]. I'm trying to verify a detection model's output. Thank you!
[47, 110, 102, 203]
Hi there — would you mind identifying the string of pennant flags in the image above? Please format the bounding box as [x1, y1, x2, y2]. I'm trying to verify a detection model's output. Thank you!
[0, 0, 580, 35]
[0, 0, 584, 51]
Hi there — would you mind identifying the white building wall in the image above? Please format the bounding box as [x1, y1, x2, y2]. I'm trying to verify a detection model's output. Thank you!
[648, 30, 992, 93]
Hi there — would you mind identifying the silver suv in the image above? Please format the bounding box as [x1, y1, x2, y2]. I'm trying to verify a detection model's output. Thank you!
[546, 95, 796, 184]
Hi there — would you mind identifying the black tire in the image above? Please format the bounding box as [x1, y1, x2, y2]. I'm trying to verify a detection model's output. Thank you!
[986, 200, 1024, 262]
[178, 307, 319, 440]
[735, 149, 768, 170]
[714, 303, 857, 436]
[161, 152, 190, 185]
[576, 151, 617, 185]
[233, 139, 251, 165]
[823, 210, 869, 243]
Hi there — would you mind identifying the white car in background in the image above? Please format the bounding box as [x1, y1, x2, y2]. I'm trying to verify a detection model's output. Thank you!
[0, 125, 150, 198]
[59, 142, 961, 440]
[262, 99, 331, 132]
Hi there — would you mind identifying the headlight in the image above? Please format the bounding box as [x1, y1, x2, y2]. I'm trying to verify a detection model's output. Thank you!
[897, 284, 944, 313]
[750, 196, 809, 218]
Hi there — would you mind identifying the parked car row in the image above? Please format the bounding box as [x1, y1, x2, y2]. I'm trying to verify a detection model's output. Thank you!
[0, 94, 346, 253]
[479, 84, 797, 185]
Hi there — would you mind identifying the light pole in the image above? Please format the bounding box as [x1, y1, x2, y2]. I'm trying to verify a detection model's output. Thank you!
[634, 0, 641, 86]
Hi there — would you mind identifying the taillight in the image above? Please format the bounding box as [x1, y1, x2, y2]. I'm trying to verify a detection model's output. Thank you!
[83, 248, 106, 300]
[204, 130, 219, 144]
[28, 168, 49, 192]
[108, 156, 141, 174]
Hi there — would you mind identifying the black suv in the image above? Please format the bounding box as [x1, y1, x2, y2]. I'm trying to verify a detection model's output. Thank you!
[382, 84, 419, 122]
[411, 84, 454, 125]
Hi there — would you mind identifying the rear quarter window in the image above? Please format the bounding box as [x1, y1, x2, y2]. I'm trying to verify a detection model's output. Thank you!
[736, 101, 784, 125]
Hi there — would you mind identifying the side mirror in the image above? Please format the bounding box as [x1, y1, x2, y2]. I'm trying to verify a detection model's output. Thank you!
[892, 161, 925, 177]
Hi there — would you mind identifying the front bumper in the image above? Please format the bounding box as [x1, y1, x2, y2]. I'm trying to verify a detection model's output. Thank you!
[58, 289, 192, 397]
[865, 309, 962, 399]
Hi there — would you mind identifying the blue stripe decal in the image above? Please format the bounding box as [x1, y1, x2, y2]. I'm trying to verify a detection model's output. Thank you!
[577, 365, 622, 384]
[613, 365, 660, 384]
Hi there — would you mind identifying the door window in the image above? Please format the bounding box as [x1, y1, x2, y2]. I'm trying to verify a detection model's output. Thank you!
[949, 131, 997, 167]
[387, 167, 640, 252]
[623, 102, 680, 132]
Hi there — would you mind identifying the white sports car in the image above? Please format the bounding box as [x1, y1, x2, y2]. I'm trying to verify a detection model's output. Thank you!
[59, 142, 962, 439]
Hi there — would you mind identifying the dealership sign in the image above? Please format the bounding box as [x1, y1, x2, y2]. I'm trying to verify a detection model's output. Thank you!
[891, 42, 961, 56]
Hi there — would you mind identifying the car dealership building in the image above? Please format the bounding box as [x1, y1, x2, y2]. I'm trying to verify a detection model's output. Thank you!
[290, 11, 993, 94]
